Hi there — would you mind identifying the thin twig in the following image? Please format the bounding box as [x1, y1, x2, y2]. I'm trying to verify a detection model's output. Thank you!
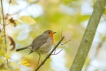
[61, 29, 63, 38]
[52, 49, 63, 55]
[61, 39, 71, 45]
[1, 0, 8, 68]
[1, 0, 7, 50]
[35, 36, 64, 71]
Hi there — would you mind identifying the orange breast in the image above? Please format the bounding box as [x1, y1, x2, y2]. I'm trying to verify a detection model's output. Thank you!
[48, 32, 54, 45]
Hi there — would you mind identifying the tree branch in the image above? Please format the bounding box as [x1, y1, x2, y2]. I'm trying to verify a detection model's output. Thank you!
[0, 0, 10, 69]
[35, 36, 64, 71]
[84, 36, 106, 71]
[1, 0, 7, 49]
[70, 0, 106, 71]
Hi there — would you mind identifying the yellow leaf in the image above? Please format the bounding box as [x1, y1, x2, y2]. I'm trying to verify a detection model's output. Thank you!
[14, 20, 20, 25]
[10, 0, 18, 5]
[7, 18, 20, 27]
[20, 16, 36, 25]
[21, 59, 31, 67]
[5, 54, 10, 60]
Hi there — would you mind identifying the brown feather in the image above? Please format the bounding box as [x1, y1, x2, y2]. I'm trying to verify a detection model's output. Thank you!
[31, 34, 49, 51]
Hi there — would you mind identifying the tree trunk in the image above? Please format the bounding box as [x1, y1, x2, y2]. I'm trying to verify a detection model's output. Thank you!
[70, 0, 106, 71]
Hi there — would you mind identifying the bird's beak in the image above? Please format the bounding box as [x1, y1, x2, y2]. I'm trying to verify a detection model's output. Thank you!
[53, 32, 56, 34]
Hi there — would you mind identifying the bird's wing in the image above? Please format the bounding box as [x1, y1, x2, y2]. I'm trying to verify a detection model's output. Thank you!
[31, 35, 49, 51]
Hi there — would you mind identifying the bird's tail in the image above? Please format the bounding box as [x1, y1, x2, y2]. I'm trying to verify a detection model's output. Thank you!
[16, 45, 31, 52]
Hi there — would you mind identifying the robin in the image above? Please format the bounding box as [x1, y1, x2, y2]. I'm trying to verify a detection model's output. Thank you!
[16, 30, 56, 55]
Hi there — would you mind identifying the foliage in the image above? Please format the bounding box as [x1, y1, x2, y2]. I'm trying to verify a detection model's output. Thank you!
[0, 0, 106, 71]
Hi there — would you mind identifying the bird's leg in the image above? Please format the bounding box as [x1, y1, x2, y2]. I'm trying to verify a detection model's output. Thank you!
[37, 53, 41, 66]
[52, 49, 63, 55]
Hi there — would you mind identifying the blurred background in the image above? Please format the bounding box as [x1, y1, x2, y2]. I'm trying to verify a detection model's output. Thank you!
[0, 0, 106, 71]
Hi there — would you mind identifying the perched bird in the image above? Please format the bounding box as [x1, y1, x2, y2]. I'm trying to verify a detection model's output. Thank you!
[16, 30, 56, 55]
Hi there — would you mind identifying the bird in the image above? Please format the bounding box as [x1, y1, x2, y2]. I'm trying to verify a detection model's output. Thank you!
[16, 30, 56, 55]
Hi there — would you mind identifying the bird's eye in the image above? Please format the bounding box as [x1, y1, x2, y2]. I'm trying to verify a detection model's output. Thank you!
[48, 32, 51, 34]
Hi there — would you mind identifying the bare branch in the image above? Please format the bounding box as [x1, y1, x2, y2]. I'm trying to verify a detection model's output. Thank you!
[1, 0, 7, 50]
[1, 0, 9, 69]
[61, 39, 71, 45]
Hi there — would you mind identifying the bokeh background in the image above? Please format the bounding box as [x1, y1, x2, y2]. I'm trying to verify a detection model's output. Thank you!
[0, 0, 106, 71]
